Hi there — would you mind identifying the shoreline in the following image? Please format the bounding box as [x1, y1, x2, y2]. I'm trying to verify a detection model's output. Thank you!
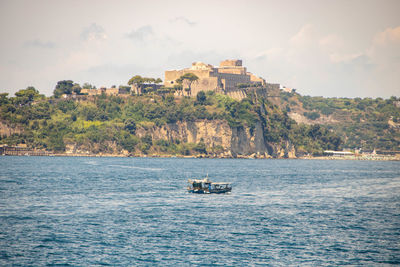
[1, 153, 399, 161]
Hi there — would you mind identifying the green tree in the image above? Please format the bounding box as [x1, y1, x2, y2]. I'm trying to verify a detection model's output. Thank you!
[0, 93, 10, 105]
[176, 73, 199, 96]
[173, 84, 183, 96]
[82, 83, 94, 89]
[14, 86, 42, 106]
[196, 91, 207, 104]
[237, 83, 251, 89]
[140, 134, 153, 153]
[118, 131, 138, 152]
[303, 111, 320, 120]
[53, 80, 74, 98]
[124, 118, 136, 134]
[119, 85, 131, 94]
[72, 83, 82, 94]
[143, 77, 155, 84]
[128, 75, 145, 94]
[128, 76, 162, 95]
[194, 140, 207, 154]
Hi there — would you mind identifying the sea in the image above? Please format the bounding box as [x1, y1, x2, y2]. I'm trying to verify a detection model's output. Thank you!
[0, 156, 399, 266]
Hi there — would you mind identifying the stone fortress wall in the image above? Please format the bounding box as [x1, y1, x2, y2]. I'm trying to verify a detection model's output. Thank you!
[164, 64, 221, 95]
[76, 59, 278, 101]
[164, 59, 273, 100]
[80, 87, 124, 96]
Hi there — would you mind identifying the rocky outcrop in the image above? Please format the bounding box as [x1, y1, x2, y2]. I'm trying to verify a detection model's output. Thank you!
[65, 141, 130, 156]
[0, 118, 296, 158]
[136, 120, 296, 158]
[230, 123, 270, 157]
[288, 112, 338, 125]
[0, 121, 23, 137]
[136, 120, 232, 156]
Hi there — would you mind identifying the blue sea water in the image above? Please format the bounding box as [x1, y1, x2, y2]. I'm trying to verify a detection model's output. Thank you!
[0, 157, 399, 266]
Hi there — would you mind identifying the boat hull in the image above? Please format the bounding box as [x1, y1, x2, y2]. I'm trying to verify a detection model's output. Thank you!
[188, 188, 232, 194]
[187, 178, 232, 194]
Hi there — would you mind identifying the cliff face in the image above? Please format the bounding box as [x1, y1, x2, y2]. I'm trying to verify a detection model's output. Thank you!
[136, 120, 296, 158]
[0, 121, 23, 137]
[1, 117, 296, 158]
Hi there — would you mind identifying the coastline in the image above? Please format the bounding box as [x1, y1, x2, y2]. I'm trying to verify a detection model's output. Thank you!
[1, 152, 399, 161]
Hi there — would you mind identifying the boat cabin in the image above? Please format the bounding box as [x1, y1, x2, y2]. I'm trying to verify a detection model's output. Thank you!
[188, 177, 232, 194]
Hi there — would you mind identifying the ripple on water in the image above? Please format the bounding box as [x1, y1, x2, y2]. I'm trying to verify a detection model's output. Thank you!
[0, 157, 399, 265]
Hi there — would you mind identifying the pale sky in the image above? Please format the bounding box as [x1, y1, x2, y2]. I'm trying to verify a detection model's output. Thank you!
[1, 0, 399, 98]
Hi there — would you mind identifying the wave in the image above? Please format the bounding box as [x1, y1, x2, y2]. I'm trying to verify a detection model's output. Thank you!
[108, 164, 165, 171]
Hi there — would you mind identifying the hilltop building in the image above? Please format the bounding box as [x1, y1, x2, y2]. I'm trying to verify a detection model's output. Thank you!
[63, 60, 279, 101]
[130, 83, 162, 95]
[80, 87, 129, 96]
[164, 59, 277, 100]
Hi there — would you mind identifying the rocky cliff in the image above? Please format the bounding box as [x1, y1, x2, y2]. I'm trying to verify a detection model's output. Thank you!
[135, 120, 296, 158]
[0, 121, 23, 137]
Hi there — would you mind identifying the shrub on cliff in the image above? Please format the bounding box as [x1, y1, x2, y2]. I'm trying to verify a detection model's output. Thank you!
[303, 111, 320, 120]
[0, 87, 347, 155]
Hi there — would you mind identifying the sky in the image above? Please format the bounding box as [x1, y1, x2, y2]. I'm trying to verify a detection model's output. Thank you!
[0, 0, 399, 98]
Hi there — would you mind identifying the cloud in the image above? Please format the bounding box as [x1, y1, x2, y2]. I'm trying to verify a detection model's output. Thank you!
[254, 47, 284, 61]
[126, 25, 154, 42]
[319, 34, 344, 51]
[321, 26, 400, 97]
[24, 39, 56, 49]
[251, 24, 382, 96]
[290, 24, 316, 45]
[368, 25, 400, 65]
[329, 52, 364, 63]
[126, 25, 180, 50]
[63, 50, 102, 71]
[169, 16, 196, 26]
[318, 34, 364, 64]
[358, 25, 400, 97]
[80, 23, 107, 41]
[373, 26, 400, 46]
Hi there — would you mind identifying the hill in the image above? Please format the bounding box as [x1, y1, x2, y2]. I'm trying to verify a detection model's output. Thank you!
[0, 87, 342, 158]
[270, 89, 400, 152]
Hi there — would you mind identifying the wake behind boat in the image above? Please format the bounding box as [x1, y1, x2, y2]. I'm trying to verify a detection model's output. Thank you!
[187, 176, 232, 194]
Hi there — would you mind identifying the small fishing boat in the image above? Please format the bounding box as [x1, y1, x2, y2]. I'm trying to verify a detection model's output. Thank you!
[187, 176, 232, 194]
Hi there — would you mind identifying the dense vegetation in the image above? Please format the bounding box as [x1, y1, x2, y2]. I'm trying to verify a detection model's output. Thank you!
[0, 84, 343, 156]
[278, 91, 400, 151]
